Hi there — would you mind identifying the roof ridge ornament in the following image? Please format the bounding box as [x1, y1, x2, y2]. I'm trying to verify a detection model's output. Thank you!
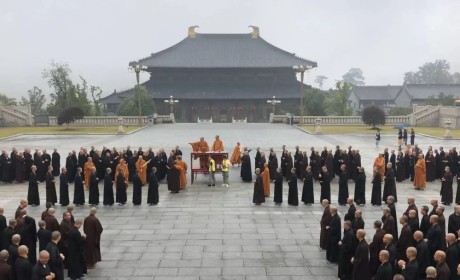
[248, 25, 259, 38]
[188, 25, 199, 38]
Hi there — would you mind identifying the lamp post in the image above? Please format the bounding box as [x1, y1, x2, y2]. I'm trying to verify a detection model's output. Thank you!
[293, 64, 312, 126]
[164, 95, 179, 114]
[131, 65, 147, 126]
[267, 96, 281, 114]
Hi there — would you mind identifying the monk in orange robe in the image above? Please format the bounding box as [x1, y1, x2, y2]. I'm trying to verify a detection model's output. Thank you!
[115, 159, 129, 188]
[135, 155, 148, 185]
[189, 137, 209, 168]
[262, 163, 270, 197]
[84, 157, 95, 189]
[373, 154, 385, 180]
[230, 142, 241, 166]
[413, 154, 426, 190]
[175, 156, 188, 189]
[212, 135, 224, 151]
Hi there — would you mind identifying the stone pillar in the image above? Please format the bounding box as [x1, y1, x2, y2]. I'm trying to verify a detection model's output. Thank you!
[117, 117, 125, 134]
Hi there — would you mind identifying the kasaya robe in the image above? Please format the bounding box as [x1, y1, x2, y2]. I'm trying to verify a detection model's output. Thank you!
[190, 140, 209, 168]
[287, 173, 298, 206]
[319, 171, 331, 204]
[352, 239, 370, 280]
[441, 171, 453, 205]
[338, 171, 349, 205]
[373, 156, 385, 180]
[175, 160, 187, 189]
[413, 158, 426, 189]
[115, 163, 129, 188]
[147, 172, 159, 205]
[240, 154, 252, 182]
[212, 139, 224, 152]
[103, 173, 114, 206]
[262, 167, 270, 197]
[382, 169, 397, 202]
[116, 173, 127, 204]
[273, 172, 283, 204]
[167, 165, 181, 192]
[132, 173, 142, 205]
[135, 158, 147, 185]
[73, 173, 85, 205]
[301, 171, 314, 204]
[67, 226, 86, 279]
[51, 152, 60, 177]
[59, 173, 69, 206]
[83, 214, 103, 266]
[326, 214, 341, 263]
[83, 161, 95, 188]
[88, 173, 99, 205]
[354, 172, 366, 205]
[252, 174, 265, 204]
[230, 145, 241, 165]
[27, 172, 40, 206]
[45, 171, 57, 204]
[320, 205, 331, 250]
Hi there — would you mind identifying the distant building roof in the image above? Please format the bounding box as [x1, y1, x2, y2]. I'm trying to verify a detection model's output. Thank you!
[129, 32, 317, 69]
[404, 84, 460, 99]
[351, 85, 402, 101]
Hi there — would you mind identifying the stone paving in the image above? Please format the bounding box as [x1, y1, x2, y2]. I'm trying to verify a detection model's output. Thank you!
[0, 123, 457, 280]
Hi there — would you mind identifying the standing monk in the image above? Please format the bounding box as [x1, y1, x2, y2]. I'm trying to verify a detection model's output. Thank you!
[212, 135, 224, 151]
[27, 165, 40, 206]
[84, 208, 103, 269]
[190, 137, 210, 168]
[252, 168, 265, 205]
[373, 153, 385, 180]
[414, 154, 426, 190]
[45, 166, 57, 206]
[135, 155, 148, 186]
[83, 157, 95, 189]
[230, 142, 241, 166]
[320, 199, 331, 250]
[262, 163, 270, 197]
[115, 159, 129, 188]
[175, 156, 187, 189]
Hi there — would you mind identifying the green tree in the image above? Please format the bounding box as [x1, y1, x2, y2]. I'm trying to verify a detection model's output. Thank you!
[303, 88, 326, 115]
[426, 92, 457, 106]
[20, 86, 46, 114]
[404, 59, 455, 84]
[325, 81, 353, 116]
[117, 86, 155, 116]
[342, 68, 365, 86]
[57, 106, 84, 126]
[362, 105, 386, 128]
[314, 75, 328, 89]
[90, 85, 104, 116]
[0, 93, 17, 106]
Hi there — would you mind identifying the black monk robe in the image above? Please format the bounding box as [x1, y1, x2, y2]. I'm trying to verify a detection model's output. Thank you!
[73, 173, 85, 205]
[338, 171, 349, 205]
[354, 172, 366, 205]
[27, 172, 40, 206]
[45, 171, 57, 205]
[59, 173, 69, 206]
[301, 171, 314, 204]
[103, 173, 114, 206]
[273, 172, 283, 204]
[132, 173, 142, 205]
[147, 172, 159, 205]
[352, 239, 370, 280]
[88, 173, 99, 205]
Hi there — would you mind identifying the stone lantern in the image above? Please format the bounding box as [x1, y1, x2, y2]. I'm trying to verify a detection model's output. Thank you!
[315, 118, 322, 134]
[117, 117, 125, 134]
[444, 119, 452, 139]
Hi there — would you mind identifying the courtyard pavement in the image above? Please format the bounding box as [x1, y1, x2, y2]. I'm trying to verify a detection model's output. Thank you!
[0, 123, 456, 280]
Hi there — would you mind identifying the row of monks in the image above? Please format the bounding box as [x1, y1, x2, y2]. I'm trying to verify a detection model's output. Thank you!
[0, 201, 103, 280]
[318, 196, 460, 280]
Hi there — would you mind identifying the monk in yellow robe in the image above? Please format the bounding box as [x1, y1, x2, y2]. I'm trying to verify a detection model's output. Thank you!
[262, 163, 270, 197]
[135, 155, 148, 185]
[212, 135, 224, 151]
[84, 157, 95, 189]
[175, 156, 188, 189]
[373, 154, 385, 180]
[189, 137, 209, 168]
[115, 159, 129, 188]
[230, 142, 241, 166]
[413, 154, 426, 190]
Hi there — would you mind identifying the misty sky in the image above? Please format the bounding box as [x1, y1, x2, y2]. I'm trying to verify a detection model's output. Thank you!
[1, 0, 460, 100]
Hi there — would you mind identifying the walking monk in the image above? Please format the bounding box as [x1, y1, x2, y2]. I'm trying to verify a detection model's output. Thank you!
[212, 135, 224, 151]
[189, 137, 209, 168]
[373, 153, 385, 180]
[175, 156, 188, 189]
[414, 154, 426, 190]
[135, 155, 149, 185]
[230, 142, 242, 166]
[84, 157, 95, 189]
[262, 163, 270, 197]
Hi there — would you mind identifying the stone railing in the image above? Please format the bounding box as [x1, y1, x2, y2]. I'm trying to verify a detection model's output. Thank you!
[0, 105, 34, 126]
[197, 117, 213, 123]
[48, 114, 175, 126]
[232, 117, 247, 123]
[270, 114, 410, 125]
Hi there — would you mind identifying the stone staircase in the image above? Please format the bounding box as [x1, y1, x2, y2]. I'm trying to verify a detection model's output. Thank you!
[409, 105, 442, 127]
[0, 106, 34, 126]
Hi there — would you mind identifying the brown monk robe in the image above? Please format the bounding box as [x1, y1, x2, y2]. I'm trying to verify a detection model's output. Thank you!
[212, 135, 224, 151]
[83, 158, 95, 189]
[115, 159, 129, 188]
[262, 163, 270, 197]
[230, 142, 241, 166]
[320, 200, 331, 250]
[135, 156, 148, 185]
[189, 137, 210, 168]
[83, 208, 103, 268]
[175, 156, 188, 189]
[373, 154, 385, 180]
[414, 154, 426, 190]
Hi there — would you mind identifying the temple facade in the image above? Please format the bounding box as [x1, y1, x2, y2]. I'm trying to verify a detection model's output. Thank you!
[101, 26, 317, 122]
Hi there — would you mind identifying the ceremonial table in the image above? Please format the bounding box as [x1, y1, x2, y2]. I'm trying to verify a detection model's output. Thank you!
[190, 151, 228, 184]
